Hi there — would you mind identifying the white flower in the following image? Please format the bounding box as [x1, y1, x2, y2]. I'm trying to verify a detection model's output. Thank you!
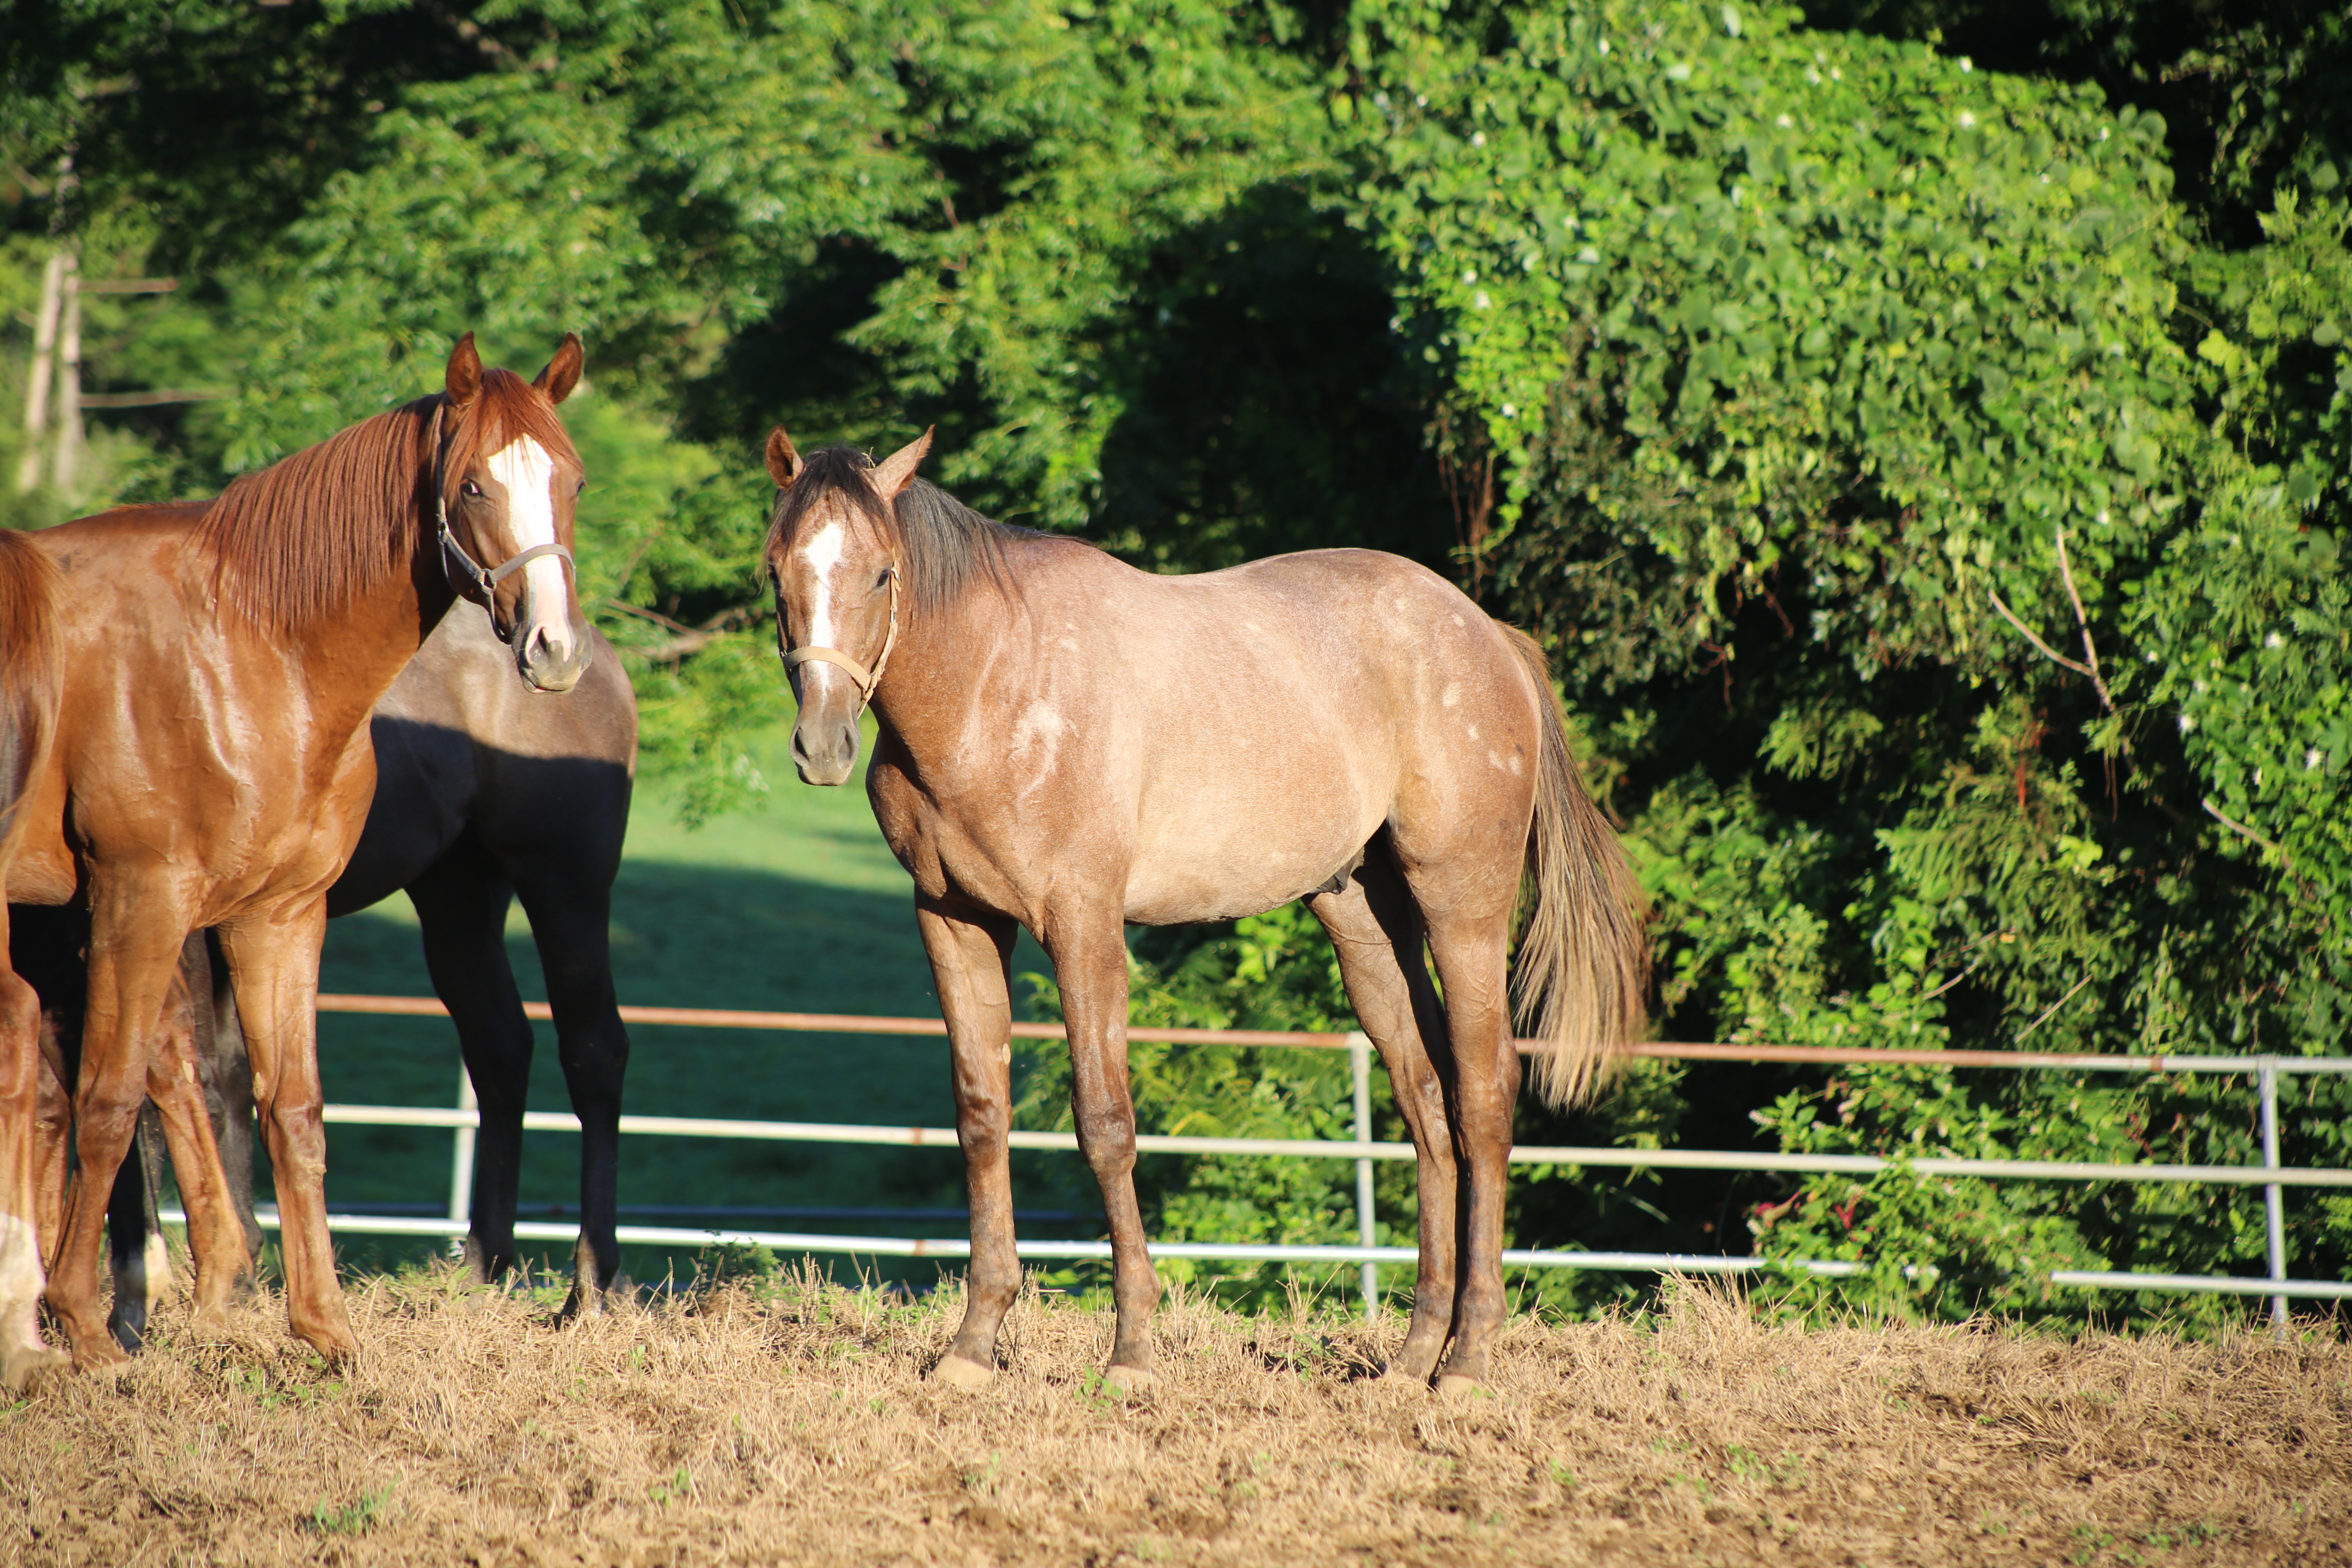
[1501, 403, 1517, 417]
[2267, 632, 2285, 648]
[1958, 111, 1976, 129]
[1775, 113, 1793, 128]
[1475, 290, 1492, 309]
[2178, 714, 2197, 734]
[1598, 39, 1610, 56]
[2096, 508, 2110, 525]
[1959, 57, 1973, 72]
[1471, 132, 1486, 147]
[1462, 269, 1477, 284]
[2307, 748, 2324, 770]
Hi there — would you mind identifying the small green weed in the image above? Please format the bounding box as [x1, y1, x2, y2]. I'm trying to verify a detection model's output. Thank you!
[307, 1483, 395, 1536]
[650, 1466, 693, 1507]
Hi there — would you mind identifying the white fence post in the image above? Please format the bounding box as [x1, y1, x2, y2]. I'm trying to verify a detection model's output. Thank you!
[1348, 1030, 1376, 1319]
[448, 1065, 478, 1252]
[2259, 1057, 2287, 1331]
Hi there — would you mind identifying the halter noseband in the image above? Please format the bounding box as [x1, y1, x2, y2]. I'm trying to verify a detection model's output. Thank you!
[782, 565, 900, 710]
[429, 399, 577, 624]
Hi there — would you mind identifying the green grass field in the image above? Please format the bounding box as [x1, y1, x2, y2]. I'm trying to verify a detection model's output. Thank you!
[302, 718, 1065, 1280]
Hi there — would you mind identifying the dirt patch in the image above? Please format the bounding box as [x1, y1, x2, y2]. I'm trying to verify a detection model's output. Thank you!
[2, 1264, 2347, 1565]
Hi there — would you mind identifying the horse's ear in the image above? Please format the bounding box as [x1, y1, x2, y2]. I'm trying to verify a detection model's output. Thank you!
[534, 333, 584, 404]
[445, 332, 482, 410]
[764, 426, 802, 488]
[870, 426, 934, 501]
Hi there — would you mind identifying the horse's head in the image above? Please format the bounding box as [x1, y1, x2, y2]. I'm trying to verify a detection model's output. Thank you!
[760, 425, 933, 786]
[436, 333, 592, 694]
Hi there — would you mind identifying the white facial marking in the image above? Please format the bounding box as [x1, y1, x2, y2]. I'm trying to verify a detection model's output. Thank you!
[487, 435, 575, 662]
[798, 520, 849, 649]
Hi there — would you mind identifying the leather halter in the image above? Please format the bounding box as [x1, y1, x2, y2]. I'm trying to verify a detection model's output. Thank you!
[782, 565, 900, 709]
[428, 399, 576, 630]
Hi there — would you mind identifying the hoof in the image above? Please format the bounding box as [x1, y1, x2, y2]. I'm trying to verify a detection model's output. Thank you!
[70, 1336, 131, 1375]
[294, 1325, 360, 1369]
[188, 1305, 231, 1343]
[930, 1353, 994, 1390]
[2, 1344, 69, 1394]
[1433, 1372, 1489, 1397]
[1099, 1363, 1158, 1397]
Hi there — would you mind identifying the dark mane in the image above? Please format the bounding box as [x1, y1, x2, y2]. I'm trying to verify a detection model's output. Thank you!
[763, 445, 1062, 617]
[197, 368, 579, 632]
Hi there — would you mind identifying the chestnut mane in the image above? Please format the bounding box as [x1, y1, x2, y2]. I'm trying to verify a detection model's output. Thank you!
[197, 369, 579, 632]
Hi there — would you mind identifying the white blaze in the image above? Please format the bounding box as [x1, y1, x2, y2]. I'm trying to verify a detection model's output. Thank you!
[486, 435, 574, 661]
[798, 521, 848, 649]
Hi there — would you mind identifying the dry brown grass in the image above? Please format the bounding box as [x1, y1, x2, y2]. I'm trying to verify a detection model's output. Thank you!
[3, 1262, 2348, 1566]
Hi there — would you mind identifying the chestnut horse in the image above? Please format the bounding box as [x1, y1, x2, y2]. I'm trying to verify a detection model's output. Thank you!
[760, 428, 1648, 1394]
[0, 334, 590, 1374]
[76, 604, 637, 1348]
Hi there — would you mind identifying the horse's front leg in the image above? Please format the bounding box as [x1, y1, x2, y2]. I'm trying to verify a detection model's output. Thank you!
[1045, 914, 1159, 1393]
[47, 893, 198, 1369]
[918, 898, 1020, 1388]
[218, 900, 358, 1363]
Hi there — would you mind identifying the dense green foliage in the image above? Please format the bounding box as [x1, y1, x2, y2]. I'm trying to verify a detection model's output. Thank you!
[7, 0, 2350, 1320]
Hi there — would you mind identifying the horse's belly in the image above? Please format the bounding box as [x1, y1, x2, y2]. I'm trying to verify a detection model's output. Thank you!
[1121, 810, 1375, 927]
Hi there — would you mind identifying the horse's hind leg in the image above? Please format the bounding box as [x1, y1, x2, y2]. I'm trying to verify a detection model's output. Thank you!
[408, 844, 532, 1285]
[194, 930, 263, 1270]
[510, 856, 633, 1318]
[917, 899, 1021, 1388]
[1307, 851, 1460, 1383]
[103, 1107, 168, 1352]
[1416, 906, 1521, 1394]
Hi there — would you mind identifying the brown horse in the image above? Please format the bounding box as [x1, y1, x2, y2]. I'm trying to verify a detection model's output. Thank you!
[759, 428, 1648, 1394]
[0, 334, 590, 1374]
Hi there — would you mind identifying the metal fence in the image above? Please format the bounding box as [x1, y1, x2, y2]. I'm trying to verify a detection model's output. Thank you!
[266, 994, 2352, 1320]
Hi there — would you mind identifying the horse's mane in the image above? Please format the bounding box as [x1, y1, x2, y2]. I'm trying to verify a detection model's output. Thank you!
[764, 446, 1063, 618]
[198, 368, 578, 632]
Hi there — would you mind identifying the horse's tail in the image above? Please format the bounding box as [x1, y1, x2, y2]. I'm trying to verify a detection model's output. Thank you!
[1501, 624, 1650, 1108]
[0, 528, 60, 853]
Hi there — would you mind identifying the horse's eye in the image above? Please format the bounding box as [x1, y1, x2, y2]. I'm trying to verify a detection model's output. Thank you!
[462, 481, 484, 498]
[875, 569, 893, 589]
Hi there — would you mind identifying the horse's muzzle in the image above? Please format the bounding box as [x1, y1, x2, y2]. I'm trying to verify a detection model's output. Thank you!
[791, 713, 860, 786]
[517, 623, 590, 694]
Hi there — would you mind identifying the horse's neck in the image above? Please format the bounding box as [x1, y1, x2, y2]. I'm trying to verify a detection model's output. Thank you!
[274, 557, 457, 746]
[869, 599, 1003, 766]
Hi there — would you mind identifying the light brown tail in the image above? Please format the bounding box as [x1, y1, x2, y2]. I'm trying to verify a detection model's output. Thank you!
[1501, 625, 1650, 1107]
[0, 529, 61, 855]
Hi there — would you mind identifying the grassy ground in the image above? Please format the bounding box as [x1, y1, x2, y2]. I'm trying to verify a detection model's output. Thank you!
[303, 719, 1062, 1279]
[7, 1272, 2348, 1566]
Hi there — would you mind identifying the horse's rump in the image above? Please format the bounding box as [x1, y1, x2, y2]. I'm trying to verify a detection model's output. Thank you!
[0, 530, 60, 848]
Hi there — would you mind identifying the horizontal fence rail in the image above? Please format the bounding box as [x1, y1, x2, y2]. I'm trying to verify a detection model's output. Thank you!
[311, 994, 2352, 1317]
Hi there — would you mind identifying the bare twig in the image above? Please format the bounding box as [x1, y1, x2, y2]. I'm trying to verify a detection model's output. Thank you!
[1922, 953, 1988, 1002]
[2202, 797, 2286, 858]
[1987, 589, 2095, 679]
[2013, 974, 2095, 1043]
[2052, 527, 2115, 712]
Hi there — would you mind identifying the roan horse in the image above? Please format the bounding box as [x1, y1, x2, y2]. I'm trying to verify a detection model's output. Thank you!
[0, 334, 591, 1379]
[760, 428, 1648, 1394]
[47, 601, 638, 1350]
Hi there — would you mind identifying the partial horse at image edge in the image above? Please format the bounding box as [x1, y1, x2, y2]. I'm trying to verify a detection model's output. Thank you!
[0, 527, 65, 1390]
